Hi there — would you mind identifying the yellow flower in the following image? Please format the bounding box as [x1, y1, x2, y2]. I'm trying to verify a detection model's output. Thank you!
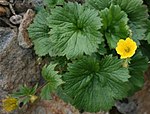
[29, 95, 38, 103]
[116, 37, 137, 59]
[2, 97, 18, 112]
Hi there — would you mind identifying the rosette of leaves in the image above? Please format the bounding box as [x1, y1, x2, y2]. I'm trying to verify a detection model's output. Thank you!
[100, 5, 129, 49]
[47, 2, 103, 59]
[63, 56, 130, 112]
[11, 84, 38, 105]
[40, 64, 64, 100]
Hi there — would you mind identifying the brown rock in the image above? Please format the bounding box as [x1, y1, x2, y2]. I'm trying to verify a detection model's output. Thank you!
[20, 95, 79, 114]
[0, 6, 6, 16]
[18, 9, 35, 48]
[19, 94, 107, 114]
[133, 81, 150, 114]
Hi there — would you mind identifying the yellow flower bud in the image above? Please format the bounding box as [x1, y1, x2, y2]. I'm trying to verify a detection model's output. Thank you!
[29, 95, 38, 103]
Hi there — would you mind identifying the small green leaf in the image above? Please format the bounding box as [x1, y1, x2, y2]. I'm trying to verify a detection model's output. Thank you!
[41, 64, 64, 100]
[30, 84, 38, 95]
[40, 83, 52, 100]
[47, 2, 103, 59]
[100, 5, 129, 49]
[22, 97, 30, 105]
[63, 56, 130, 112]
[11, 84, 38, 99]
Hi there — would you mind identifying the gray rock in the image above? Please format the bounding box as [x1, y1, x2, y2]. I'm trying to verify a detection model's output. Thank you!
[31, 0, 44, 7]
[115, 100, 137, 114]
[35, 106, 47, 114]
[0, 27, 40, 91]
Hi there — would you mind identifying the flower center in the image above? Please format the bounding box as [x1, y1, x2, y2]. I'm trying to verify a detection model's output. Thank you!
[124, 47, 130, 53]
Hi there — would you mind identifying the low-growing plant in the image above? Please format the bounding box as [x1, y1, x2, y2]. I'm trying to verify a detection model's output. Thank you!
[2, 0, 150, 113]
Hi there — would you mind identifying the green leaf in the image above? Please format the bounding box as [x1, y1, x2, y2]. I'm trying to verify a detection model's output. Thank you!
[100, 5, 129, 49]
[30, 84, 38, 95]
[85, 0, 111, 10]
[146, 33, 150, 44]
[11, 84, 37, 98]
[98, 42, 107, 55]
[140, 40, 150, 59]
[112, 0, 149, 44]
[145, 20, 150, 44]
[128, 52, 148, 94]
[22, 96, 30, 105]
[47, 2, 103, 59]
[63, 56, 130, 112]
[28, 9, 51, 56]
[40, 64, 64, 100]
[44, 0, 64, 7]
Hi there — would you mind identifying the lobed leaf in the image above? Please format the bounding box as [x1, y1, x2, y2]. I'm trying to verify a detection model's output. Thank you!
[47, 2, 103, 59]
[100, 5, 129, 49]
[63, 56, 130, 112]
[28, 9, 51, 56]
[41, 64, 64, 100]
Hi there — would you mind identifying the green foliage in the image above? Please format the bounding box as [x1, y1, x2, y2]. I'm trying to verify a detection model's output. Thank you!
[145, 21, 150, 43]
[27, 0, 150, 113]
[100, 5, 129, 49]
[12, 84, 38, 104]
[85, 0, 111, 10]
[44, 0, 64, 8]
[28, 9, 51, 56]
[140, 41, 150, 59]
[128, 52, 148, 94]
[112, 0, 149, 44]
[47, 2, 103, 59]
[86, 0, 149, 45]
[63, 56, 130, 112]
[40, 64, 64, 100]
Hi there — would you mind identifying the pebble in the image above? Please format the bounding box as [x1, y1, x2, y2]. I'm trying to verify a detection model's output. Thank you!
[9, 14, 22, 24]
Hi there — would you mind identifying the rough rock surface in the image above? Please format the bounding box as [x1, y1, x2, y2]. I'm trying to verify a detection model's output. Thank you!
[133, 80, 150, 114]
[132, 66, 150, 114]
[0, 27, 40, 91]
[19, 95, 107, 114]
